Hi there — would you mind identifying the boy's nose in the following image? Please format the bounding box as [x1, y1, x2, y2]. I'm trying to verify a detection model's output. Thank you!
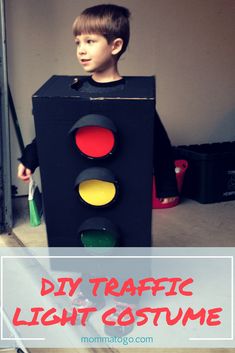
[78, 45, 87, 55]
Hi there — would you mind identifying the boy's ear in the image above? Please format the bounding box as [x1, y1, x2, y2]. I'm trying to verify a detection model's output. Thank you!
[111, 38, 123, 56]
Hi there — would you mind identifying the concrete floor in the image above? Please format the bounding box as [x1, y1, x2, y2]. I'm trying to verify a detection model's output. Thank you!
[153, 198, 235, 247]
[10, 196, 235, 247]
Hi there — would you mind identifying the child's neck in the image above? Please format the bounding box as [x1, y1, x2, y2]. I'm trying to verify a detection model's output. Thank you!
[92, 65, 122, 83]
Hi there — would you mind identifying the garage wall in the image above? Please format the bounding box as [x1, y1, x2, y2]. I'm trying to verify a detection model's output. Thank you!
[5, 0, 235, 195]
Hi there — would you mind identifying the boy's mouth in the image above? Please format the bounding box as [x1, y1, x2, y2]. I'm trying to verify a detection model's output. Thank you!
[81, 59, 91, 64]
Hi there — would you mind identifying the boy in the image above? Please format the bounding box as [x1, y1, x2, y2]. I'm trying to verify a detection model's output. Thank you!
[17, 4, 178, 336]
[18, 3, 178, 205]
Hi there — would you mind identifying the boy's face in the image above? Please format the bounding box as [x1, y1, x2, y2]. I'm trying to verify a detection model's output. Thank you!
[75, 33, 118, 73]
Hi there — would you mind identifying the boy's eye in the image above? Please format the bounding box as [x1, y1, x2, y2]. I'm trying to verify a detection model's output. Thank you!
[87, 39, 95, 44]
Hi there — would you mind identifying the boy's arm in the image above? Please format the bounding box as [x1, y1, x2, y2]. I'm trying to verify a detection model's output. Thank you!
[18, 138, 39, 172]
[153, 111, 178, 199]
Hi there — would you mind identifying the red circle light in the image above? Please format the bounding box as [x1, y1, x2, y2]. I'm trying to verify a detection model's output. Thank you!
[75, 126, 115, 158]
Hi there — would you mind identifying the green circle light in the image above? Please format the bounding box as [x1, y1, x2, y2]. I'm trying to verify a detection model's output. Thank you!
[81, 230, 117, 248]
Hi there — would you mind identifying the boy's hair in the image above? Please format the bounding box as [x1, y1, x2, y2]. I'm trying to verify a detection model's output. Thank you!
[73, 4, 130, 58]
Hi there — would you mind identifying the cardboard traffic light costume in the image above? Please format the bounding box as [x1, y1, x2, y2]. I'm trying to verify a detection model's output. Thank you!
[32, 76, 155, 247]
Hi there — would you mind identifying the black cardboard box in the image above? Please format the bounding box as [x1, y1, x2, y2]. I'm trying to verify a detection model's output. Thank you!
[174, 142, 235, 203]
[32, 75, 155, 247]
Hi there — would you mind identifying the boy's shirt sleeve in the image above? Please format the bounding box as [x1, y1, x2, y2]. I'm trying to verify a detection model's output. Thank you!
[153, 111, 178, 198]
[18, 138, 39, 173]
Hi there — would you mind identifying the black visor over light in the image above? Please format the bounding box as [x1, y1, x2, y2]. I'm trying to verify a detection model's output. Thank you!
[74, 167, 118, 207]
[69, 114, 117, 159]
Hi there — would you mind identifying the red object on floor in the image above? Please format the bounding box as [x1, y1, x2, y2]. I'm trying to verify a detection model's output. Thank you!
[152, 160, 188, 209]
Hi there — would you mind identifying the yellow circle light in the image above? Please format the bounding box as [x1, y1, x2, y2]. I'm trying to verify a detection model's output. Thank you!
[78, 179, 116, 206]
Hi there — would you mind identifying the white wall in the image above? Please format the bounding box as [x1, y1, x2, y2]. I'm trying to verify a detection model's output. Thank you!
[6, 0, 235, 195]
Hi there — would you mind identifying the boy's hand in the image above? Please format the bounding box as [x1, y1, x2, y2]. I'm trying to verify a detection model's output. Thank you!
[159, 197, 178, 204]
[17, 163, 32, 182]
